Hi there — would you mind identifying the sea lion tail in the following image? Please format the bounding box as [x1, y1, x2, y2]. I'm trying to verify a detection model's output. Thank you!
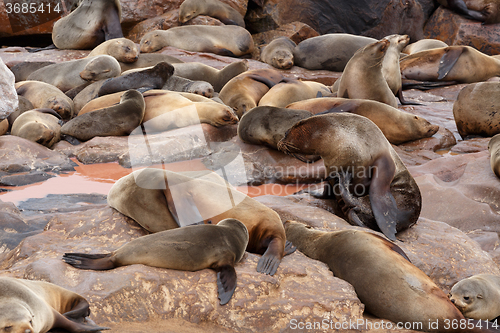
[62, 253, 115, 270]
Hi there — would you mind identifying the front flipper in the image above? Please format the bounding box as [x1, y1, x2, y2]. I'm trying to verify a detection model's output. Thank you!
[53, 308, 110, 332]
[62, 299, 91, 319]
[216, 265, 237, 305]
[437, 47, 464, 80]
[256, 238, 282, 276]
[284, 240, 296, 255]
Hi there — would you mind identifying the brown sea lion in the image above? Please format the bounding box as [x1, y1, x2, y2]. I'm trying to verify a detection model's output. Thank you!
[140, 26, 254, 57]
[10, 61, 55, 82]
[284, 221, 493, 333]
[381, 34, 412, 104]
[52, 0, 123, 50]
[0, 119, 7, 136]
[63, 218, 249, 305]
[61, 89, 145, 141]
[402, 39, 449, 55]
[179, 0, 245, 27]
[88, 38, 139, 63]
[293, 33, 377, 72]
[453, 82, 500, 138]
[436, 0, 500, 23]
[260, 37, 296, 70]
[337, 39, 398, 108]
[400, 46, 500, 83]
[107, 169, 295, 275]
[6, 96, 34, 129]
[277, 113, 421, 241]
[258, 80, 332, 108]
[11, 109, 62, 148]
[26, 55, 121, 92]
[118, 53, 184, 73]
[489, 134, 500, 179]
[219, 68, 287, 117]
[0, 277, 108, 333]
[286, 97, 439, 144]
[15, 81, 74, 120]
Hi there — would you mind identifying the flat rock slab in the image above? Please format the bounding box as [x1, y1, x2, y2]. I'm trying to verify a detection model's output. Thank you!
[16, 193, 108, 216]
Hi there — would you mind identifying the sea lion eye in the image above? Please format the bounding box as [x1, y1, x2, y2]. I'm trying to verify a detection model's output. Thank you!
[463, 296, 470, 301]
[4, 326, 13, 332]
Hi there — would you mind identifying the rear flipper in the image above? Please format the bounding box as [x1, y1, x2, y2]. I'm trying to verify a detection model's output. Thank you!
[446, 0, 489, 21]
[216, 265, 237, 305]
[62, 299, 91, 319]
[397, 88, 422, 106]
[63, 253, 115, 270]
[53, 308, 110, 332]
[256, 238, 283, 276]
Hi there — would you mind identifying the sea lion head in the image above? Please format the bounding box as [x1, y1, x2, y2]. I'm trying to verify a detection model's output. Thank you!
[412, 115, 439, 138]
[109, 38, 140, 63]
[270, 49, 294, 70]
[178, 0, 201, 23]
[0, 301, 35, 333]
[80, 55, 120, 81]
[140, 32, 164, 53]
[358, 39, 390, 65]
[448, 276, 488, 320]
[383, 34, 410, 52]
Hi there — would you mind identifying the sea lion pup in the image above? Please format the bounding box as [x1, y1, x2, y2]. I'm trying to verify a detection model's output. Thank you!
[436, 0, 500, 23]
[61, 89, 145, 141]
[15, 81, 74, 120]
[284, 221, 497, 333]
[26, 55, 121, 92]
[88, 38, 139, 63]
[97, 62, 175, 96]
[258, 80, 332, 108]
[453, 82, 500, 138]
[52, 0, 123, 50]
[63, 218, 249, 305]
[489, 134, 500, 178]
[293, 33, 377, 72]
[11, 109, 62, 148]
[337, 39, 398, 108]
[179, 0, 245, 27]
[402, 39, 449, 55]
[219, 68, 288, 117]
[286, 97, 439, 145]
[400, 46, 500, 83]
[140, 26, 254, 57]
[449, 274, 500, 321]
[277, 113, 421, 241]
[119, 53, 184, 73]
[107, 169, 295, 275]
[10, 61, 55, 82]
[0, 277, 108, 333]
[260, 37, 296, 70]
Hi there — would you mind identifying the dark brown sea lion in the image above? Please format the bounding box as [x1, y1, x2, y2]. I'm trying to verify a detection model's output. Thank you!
[179, 0, 245, 27]
[489, 134, 500, 179]
[63, 218, 249, 305]
[10, 61, 55, 82]
[436, 0, 500, 23]
[277, 113, 421, 241]
[260, 37, 296, 70]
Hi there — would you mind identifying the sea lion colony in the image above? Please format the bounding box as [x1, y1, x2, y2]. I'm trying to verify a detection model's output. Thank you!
[1, 0, 500, 331]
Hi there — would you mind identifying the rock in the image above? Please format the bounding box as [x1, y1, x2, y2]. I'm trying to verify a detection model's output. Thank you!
[424, 7, 500, 55]
[16, 193, 108, 216]
[0, 171, 55, 186]
[424, 84, 468, 101]
[466, 231, 500, 252]
[0, 57, 18, 120]
[0, 48, 89, 67]
[398, 126, 456, 152]
[252, 21, 320, 48]
[451, 137, 490, 154]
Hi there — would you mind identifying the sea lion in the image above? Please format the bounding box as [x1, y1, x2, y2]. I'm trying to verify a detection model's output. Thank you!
[140, 26, 254, 57]
[6, 96, 34, 129]
[293, 33, 377, 72]
[337, 39, 398, 108]
[88, 38, 140, 63]
[119, 53, 184, 73]
[179, 0, 245, 27]
[258, 80, 332, 108]
[260, 37, 296, 70]
[61, 89, 145, 141]
[97, 62, 175, 96]
[107, 168, 294, 275]
[453, 82, 500, 138]
[15, 81, 74, 120]
[436, 0, 500, 23]
[277, 113, 421, 241]
[0, 276, 108, 333]
[219, 68, 287, 117]
[52, 0, 123, 50]
[381, 34, 413, 104]
[400, 46, 500, 83]
[449, 274, 500, 321]
[284, 221, 490, 333]
[27, 55, 121, 92]
[402, 39, 449, 55]
[286, 97, 439, 144]
[489, 134, 500, 178]
[63, 218, 248, 305]
[161, 75, 214, 98]
[0, 119, 7, 136]
[11, 109, 62, 148]
[72, 81, 108, 115]
[10, 61, 55, 82]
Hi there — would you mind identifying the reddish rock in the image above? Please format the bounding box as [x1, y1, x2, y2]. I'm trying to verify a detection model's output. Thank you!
[451, 137, 490, 153]
[424, 7, 500, 55]
[252, 22, 320, 47]
[398, 126, 456, 152]
[423, 84, 469, 101]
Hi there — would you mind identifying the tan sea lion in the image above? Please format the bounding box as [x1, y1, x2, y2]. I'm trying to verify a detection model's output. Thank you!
[436, 0, 500, 23]
[52, 0, 123, 50]
[489, 134, 500, 178]
[278, 113, 421, 241]
[381, 34, 412, 104]
[107, 168, 295, 275]
[337, 39, 398, 108]
[400, 46, 500, 83]
[284, 221, 491, 333]
[15, 81, 74, 120]
[119, 53, 184, 73]
[63, 218, 248, 305]
[11, 109, 62, 148]
[0, 119, 7, 136]
[10, 61, 55, 82]
[286, 97, 439, 144]
[88, 38, 139, 63]
[61, 89, 145, 141]
[0, 277, 108, 333]
[449, 274, 500, 321]
[260, 37, 296, 70]
[453, 82, 500, 138]
[402, 39, 449, 55]
[140, 26, 254, 57]
[219, 68, 287, 117]
[258, 80, 332, 108]
[293, 33, 377, 72]
[26, 55, 121, 92]
[179, 0, 245, 27]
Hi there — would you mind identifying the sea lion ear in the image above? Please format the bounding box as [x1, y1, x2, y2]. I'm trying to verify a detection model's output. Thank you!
[477, 294, 483, 299]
